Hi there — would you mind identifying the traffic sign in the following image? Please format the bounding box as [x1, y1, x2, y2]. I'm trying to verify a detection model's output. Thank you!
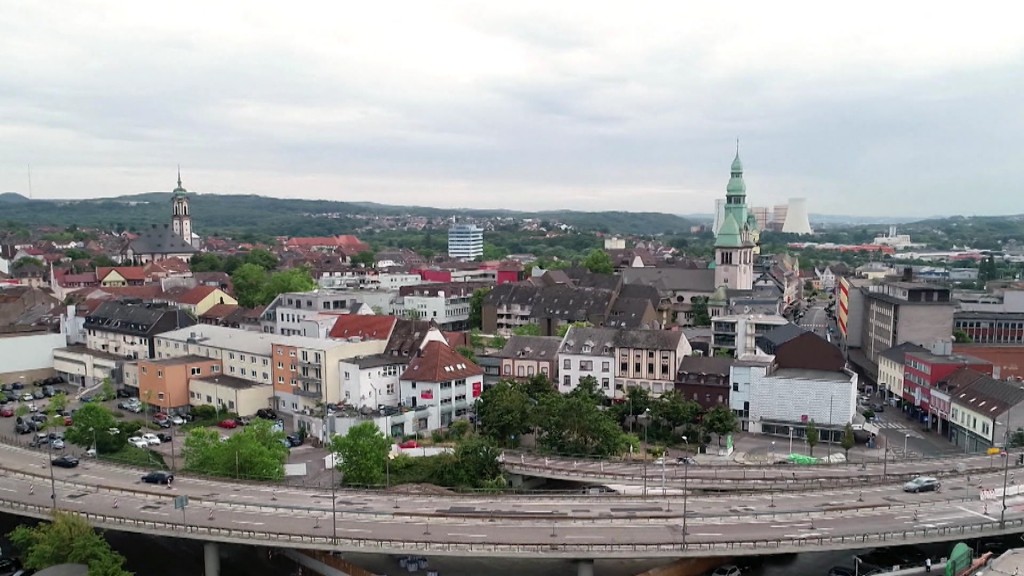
[173, 495, 189, 510]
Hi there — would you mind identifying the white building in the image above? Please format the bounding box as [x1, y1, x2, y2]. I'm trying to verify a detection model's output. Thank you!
[746, 365, 858, 440]
[339, 355, 405, 409]
[318, 271, 423, 291]
[729, 353, 774, 432]
[711, 314, 789, 357]
[261, 290, 383, 336]
[399, 339, 483, 430]
[557, 327, 617, 397]
[392, 284, 476, 330]
[447, 224, 484, 260]
[0, 330, 67, 382]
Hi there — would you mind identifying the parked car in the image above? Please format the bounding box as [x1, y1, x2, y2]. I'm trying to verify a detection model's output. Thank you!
[233, 417, 250, 426]
[0, 407, 14, 418]
[270, 420, 284, 433]
[904, 476, 940, 493]
[256, 408, 278, 420]
[170, 415, 185, 425]
[141, 433, 161, 446]
[20, 393, 33, 402]
[286, 434, 303, 447]
[15, 422, 32, 434]
[399, 439, 419, 449]
[153, 418, 171, 429]
[51, 454, 80, 469]
[27, 403, 38, 413]
[79, 394, 93, 403]
[31, 390, 45, 400]
[116, 389, 134, 398]
[117, 400, 141, 411]
[711, 565, 742, 576]
[218, 419, 238, 429]
[42, 386, 55, 397]
[141, 471, 174, 485]
[127, 436, 148, 449]
[0, 557, 21, 573]
[50, 438, 65, 450]
[29, 433, 49, 448]
[10, 382, 24, 390]
[156, 432, 173, 443]
[871, 403, 886, 412]
[675, 456, 698, 465]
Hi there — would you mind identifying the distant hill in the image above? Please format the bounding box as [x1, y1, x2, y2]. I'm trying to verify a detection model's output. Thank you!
[0, 192, 31, 204]
[0, 192, 695, 237]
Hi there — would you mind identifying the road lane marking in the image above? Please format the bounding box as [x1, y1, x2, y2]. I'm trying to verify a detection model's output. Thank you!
[956, 506, 997, 522]
[341, 528, 369, 533]
[447, 533, 487, 538]
[691, 533, 723, 536]
[235, 520, 265, 526]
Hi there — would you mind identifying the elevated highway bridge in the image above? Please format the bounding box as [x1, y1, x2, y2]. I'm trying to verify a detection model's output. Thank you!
[0, 443, 1022, 575]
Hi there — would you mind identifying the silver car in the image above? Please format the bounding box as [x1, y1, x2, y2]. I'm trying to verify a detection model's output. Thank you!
[903, 476, 940, 493]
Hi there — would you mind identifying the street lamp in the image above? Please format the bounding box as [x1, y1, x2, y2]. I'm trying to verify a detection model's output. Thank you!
[770, 441, 775, 460]
[641, 408, 651, 499]
[904, 433, 910, 458]
[788, 427, 793, 454]
[330, 455, 338, 541]
[47, 420, 57, 510]
[682, 435, 689, 545]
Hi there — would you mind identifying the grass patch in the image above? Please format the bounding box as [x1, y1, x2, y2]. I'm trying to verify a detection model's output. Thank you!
[98, 447, 167, 470]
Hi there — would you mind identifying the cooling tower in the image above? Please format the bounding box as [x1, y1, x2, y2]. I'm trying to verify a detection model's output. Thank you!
[781, 198, 813, 235]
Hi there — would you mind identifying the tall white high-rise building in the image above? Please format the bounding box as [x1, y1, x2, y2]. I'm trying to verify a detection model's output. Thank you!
[448, 224, 484, 260]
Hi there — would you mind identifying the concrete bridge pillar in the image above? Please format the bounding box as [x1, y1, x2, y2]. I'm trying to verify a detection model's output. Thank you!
[204, 542, 221, 576]
[576, 559, 594, 576]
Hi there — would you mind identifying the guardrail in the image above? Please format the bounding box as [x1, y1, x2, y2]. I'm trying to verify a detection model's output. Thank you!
[0, 496, 1020, 559]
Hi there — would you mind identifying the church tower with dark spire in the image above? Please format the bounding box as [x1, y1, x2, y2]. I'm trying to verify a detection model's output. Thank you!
[170, 168, 193, 246]
[713, 144, 755, 291]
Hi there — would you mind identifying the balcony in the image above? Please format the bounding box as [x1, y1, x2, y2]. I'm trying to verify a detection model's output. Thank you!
[294, 387, 322, 399]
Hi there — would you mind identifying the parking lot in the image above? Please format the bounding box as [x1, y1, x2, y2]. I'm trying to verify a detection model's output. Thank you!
[0, 380, 331, 481]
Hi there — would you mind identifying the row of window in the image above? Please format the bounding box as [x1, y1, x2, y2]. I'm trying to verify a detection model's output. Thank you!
[502, 364, 550, 377]
[563, 359, 611, 372]
[188, 391, 236, 410]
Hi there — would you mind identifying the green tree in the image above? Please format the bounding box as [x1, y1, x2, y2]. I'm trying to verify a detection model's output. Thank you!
[331, 421, 391, 486]
[805, 420, 819, 456]
[92, 254, 117, 268]
[8, 511, 132, 576]
[48, 392, 68, 414]
[691, 297, 711, 327]
[455, 346, 477, 363]
[190, 252, 224, 273]
[652, 391, 703, 434]
[99, 377, 115, 402]
[263, 267, 316, 303]
[350, 251, 377, 268]
[453, 435, 502, 485]
[244, 248, 279, 270]
[538, 394, 626, 457]
[703, 405, 738, 447]
[511, 323, 540, 336]
[476, 380, 534, 446]
[569, 375, 603, 405]
[12, 257, 43, 270]
[448, 419, 471, 440]
[468, 287, 491, 330]
[979, 256, 999, 283]
[231, 263, 267, 308]
[182, 419, 287, 480]
[582, 249, 614, 274]
[65, 404, 136, 454]
[953, 330, 973, 344]
[556, 321, 591, 337]
[63, 248, 91, 261]
[841, 422, 856, 458]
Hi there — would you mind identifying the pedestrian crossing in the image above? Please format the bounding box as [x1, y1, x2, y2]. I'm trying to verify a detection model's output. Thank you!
[873, 418, 925, 440]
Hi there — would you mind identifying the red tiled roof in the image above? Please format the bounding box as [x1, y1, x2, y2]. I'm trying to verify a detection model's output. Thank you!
[400, 340, 482, 382]
[200, 303, 239, 319]
[97, 266, 147, 282]
[443, 331, 469, 348]
[329, 315, 397, 341]
[144, 258, 191, 275]
[170, 285, 218, 305]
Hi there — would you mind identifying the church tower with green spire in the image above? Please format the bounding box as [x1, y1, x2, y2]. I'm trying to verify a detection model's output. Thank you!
[713, 144, 755, 291]
[170, 167, 194, 247]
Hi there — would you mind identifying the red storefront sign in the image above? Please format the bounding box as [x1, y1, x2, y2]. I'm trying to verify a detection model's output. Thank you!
[472, 382, 482, 398]
[420, 389, 433, 400]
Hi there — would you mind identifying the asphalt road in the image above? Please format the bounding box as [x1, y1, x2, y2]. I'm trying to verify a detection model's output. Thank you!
[503, 451, 1008, 487]
[0, 442, 1022, 558]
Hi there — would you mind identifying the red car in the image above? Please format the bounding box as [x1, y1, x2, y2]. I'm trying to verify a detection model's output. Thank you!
[398, 439, 419, 449]
[64, 416, 73, 426]
[0, 407, 14, 418]
[217, 419, 238, 429]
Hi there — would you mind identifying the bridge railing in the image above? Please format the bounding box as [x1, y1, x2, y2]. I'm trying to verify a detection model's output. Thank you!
[0, 496, 1019, 558]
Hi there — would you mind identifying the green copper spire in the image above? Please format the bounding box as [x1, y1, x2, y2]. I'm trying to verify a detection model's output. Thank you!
[173, 165, 188, 196]
[727, 141, 745, 197]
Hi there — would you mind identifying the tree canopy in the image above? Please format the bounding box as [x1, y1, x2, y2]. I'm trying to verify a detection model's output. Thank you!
[64, 404, 140, 454]
[331, 421, 392, 486]
[582, 249, 614, 274]
[182, 419, 288, 480]
[231, 263, 316, 307]
[8, 512, 132, 576]
[476, 380, 535, 447]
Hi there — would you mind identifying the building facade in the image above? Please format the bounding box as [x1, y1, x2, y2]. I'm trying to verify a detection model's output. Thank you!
[862, 281, 955, 364]
[447, 224, 484, 260]
[557, 327, 617, 397]
[712, 314, 789, 357]
[84, 301, 195, 360]
[877, 343, 928, 404]
[675, 356, 733, 410]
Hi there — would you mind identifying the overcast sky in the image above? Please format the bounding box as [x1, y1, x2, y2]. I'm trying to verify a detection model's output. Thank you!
[1, 2, 1022, 217]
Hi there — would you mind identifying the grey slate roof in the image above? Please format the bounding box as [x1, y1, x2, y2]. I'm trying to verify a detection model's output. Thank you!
[621, 267, 716, 293]
[950, 368, 1024, 417]
[84, 300, 194, 337]
[678, 355, 734, 377]
[560, 327, 619, 355]
[878, 342, 930, 364]
[495, 335, 563, 360]
[126, 223, 197, 255]
[759, 323, 808, 349]
[529, 284, 614, 322]
[484, 283, 540, 307]
[561, 326, 684, 354]
[607, 297, 656, 329]
[619, 283, 660, 306]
